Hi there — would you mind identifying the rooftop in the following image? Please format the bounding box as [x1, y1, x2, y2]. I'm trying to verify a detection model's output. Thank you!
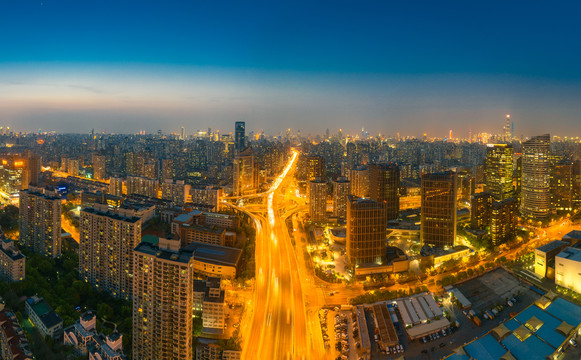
[556, 247, 581, 262]
[81, 207, 141, 223]
[536, 240, 568, 253]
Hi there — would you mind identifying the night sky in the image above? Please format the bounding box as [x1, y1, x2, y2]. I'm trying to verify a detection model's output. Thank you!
[1, 1, 581, 137]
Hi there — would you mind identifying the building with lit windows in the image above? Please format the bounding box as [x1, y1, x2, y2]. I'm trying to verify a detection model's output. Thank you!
[92, 154, 106, 180]
[551, 163, 573, 214]
[485, 144, 514, 201]
[109, 176, 123, 197]
[369, 163, 400, 221]
[193, 277, 226, 334]
[234, 121, 245, 153]
[79, 207, 141, 300]
[18, 187, 61, 258]
[346, 196, 387, 267]
[133, 236, 195, 360]
[470, 192, 493, 229]
[298, 155, 326, 182]
[232, 147, 258, 196]
[521, 134, 551, 220]
[332, 177, 350, 220]
[0, 236, 25, 283]
[555, 246, 581, 294]
[161, 179, 191, 206]
[126, 175, 158, 199]
[309, 178, 327, 221]
[490, 197, 519, 246]
[420, 171, 457, 248]
[190, 186, 223, 211]
[0, 156, 29, 199]
[349, 165, 369, 198]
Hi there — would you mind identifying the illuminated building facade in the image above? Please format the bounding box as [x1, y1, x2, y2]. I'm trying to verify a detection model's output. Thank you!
[490, 197, 518, 246]
[161, 179, 190, 206]
[485, 144, 514, 201]
[190, 186, 223, 211]
[420, 171, 457, 248]
[346, 196, 387, 266]
[109, 176, 124, 197]
[235, 121, 245, 153]
[369, 163, 400, 221]
[555, 247, 581, 294]
[332, 177, 350, 219]
[126, 175, 158, 199]
[18, 187, 61, 258]
[92, 154, 106, 180]
[309, 178, 327, 221]
[79, 207, 141, 300]
[470, 192, 494, 229]
[0, 156, 29, 198]
[133, 237, 194, 360]
[232, 148, 258, 196]
[521, 134, 551, 220]
[349, 165, 369, 198]
[0, 235, 25, 283]
[551, 163, 573, 213]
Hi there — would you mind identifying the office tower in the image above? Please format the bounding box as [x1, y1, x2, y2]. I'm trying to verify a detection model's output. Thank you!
[470, 192, 494, 229]
[133, 237, 194, 360]
[346, 196, 386, 266]
[92, 154, 106, 180]
[161, 158, 174, 181]
[521, 134, 551, 220]
[490, 198, 518, 246]
[161, 180, 191, 206]
[235, 121, 245, 153]
[369, 163, 400, 221]
[18, 187, 62, 258]
[420, 171, 457, 248]
[332, 177, 350, 219]
[504, 114, 512, 142]
[309, 178, 327, 221]
[232, 148, 257, 196]
[349, 165, 369, 198]
[126, 175, 158, 198]
[456, 167, 474, 203]
[485, 144, 514, 201]
[109, 176, 124, 197]
[190, 186, 223, 211]
[79, 207, 141, 300]
[26, 150, 41, 186]
[551, 163, 573, 213]
[0, 232, 25, 282]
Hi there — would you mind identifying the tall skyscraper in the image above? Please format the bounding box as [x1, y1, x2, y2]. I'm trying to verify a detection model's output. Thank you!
[298, 155, 326, 182]
[490, 198, 519, 246]
[368, 163, 400, 221]
[504, 114, 512, 142]
[92, 154, 106, 180]
[332, 177, 350, 219]
[349, 165, 369, 198]
[133, 236, 194, 360]
[26, 150, 41, 187]
[18, 187, 62, 258]
[420, 171, 457, 248]
[234, 121, 245, 153]
[79, 207, 141, 300]
[346, 196, 386, 266]
[521, 134, 551, 220]
[233, 147, 257, 196]
[309, 178, 327, 221]
[485, 144, 514, 201]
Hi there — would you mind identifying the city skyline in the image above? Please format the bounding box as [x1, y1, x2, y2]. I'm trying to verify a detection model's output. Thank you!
[2, 1, 581, 136]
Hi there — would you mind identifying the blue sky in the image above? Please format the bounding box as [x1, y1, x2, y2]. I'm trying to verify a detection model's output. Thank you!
[1, 1, 580, 136]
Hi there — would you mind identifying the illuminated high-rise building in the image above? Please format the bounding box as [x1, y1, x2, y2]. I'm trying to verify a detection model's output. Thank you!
[490, 198, 518, 246]
[18, 187, 61, 258]
[161, 158, 174, 181]
[126, 176, 158, 198]
[551, 163, 574, 214]
[485, 144, 514, 201]
[349, 165, 369, 198]
[346, 196, 386, 266]
[504, 114, 512, 142]
[470, 192, 494, 229]
[161, 180, 191, 206]
[92, 154, 106, 180]
[109, 176, 124, 197]
[369, 163, 400, 221]
[332, 177, 350, 219]
[133, 236, 194, 360]
[0, 156, 29, 197]
[235, 121, 245, 153]
[309, 178, 327, 221]
[298, 155, 326, 182]
[420, 171, 457, 248]
[456, 167, 474, 203]
[233, 147, 257, 196]
[521, 134, 551, 220]
[79, 207, 141, 300]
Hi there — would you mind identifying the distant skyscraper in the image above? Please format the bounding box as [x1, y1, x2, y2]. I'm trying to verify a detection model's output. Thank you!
[181, 126, 185, 140]
[133, 237, 194, 360]
[485, 144, 514, 201]
[18, 187, 61, 258]
[92, 154, 106, 180]
[235, 121, 245, 153]
[369, 163, 400, 221]
[79, 207, 141, 300]
[521, 134, 551, 220]
[346, 196, 386, 266]
[420, 171, 457, 248]
[233, 147, 257, 196]
[504, 114, 512, 142]
[332, 177, 350, 219]
[26, 150, 41, 187]
[309, 178, 327, 221]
